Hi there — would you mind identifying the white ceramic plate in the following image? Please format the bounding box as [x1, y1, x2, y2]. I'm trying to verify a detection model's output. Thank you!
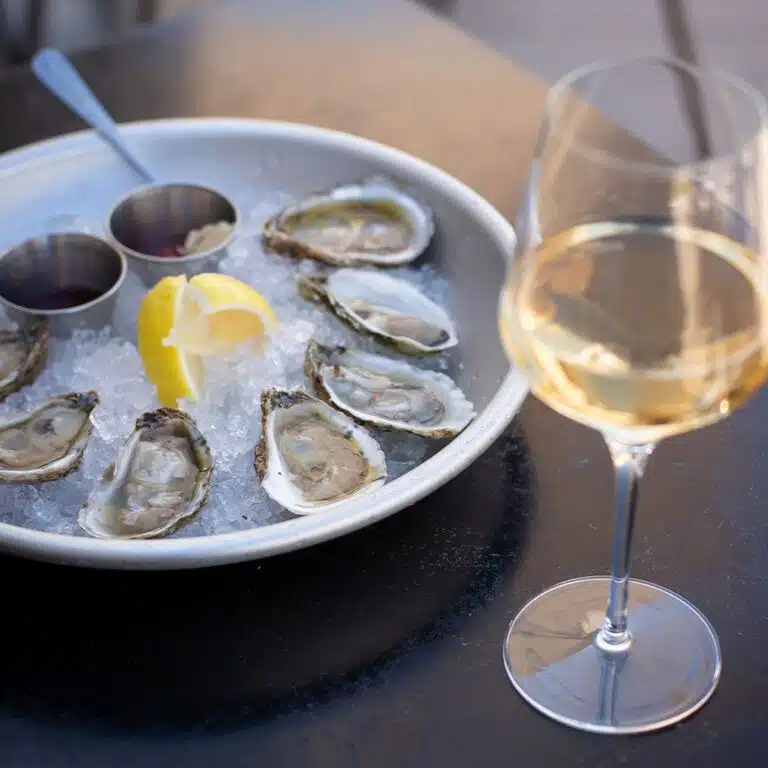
[0, 118, 527, 569]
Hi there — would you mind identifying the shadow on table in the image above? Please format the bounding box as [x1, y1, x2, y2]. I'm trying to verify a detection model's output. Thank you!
[0, 423, 534, 735]
[414, 0, 457, 13]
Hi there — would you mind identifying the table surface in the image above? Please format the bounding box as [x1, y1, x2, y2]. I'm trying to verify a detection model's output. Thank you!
[0, 1, 766, 766]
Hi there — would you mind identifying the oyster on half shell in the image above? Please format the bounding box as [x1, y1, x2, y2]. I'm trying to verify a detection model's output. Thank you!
[79, 408, 214, 539]
[0, 323, 48, 402]
[263, 176, 434, 267]
[0, 391, 99, 484]
[297, 268, 458, 354]
[304, 341, 475, 438]
[255, 387, 387, 515]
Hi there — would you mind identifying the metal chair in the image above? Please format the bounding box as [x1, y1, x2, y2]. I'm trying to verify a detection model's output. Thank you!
[0, 0, 159, 67]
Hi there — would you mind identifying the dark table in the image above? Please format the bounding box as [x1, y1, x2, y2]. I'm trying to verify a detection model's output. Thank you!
[0, 1, 766, 766]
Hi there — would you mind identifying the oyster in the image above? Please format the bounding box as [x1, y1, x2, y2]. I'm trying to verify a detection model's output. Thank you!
[297, 268, 457, 354]
[304, 341, 475, 438]
[255, 387, 387, 515]
[0, 391, 99, 484]
[263, 176, 434, 267]
[0, 323, 48, 402]
[79, 408, 214, 540]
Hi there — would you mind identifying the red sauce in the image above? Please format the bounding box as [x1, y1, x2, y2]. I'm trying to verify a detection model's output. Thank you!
[14, 285, 104, 310]
[153, 244, 185, 258]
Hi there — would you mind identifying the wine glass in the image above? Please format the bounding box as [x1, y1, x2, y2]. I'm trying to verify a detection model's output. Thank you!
[499, 56, 768, 734]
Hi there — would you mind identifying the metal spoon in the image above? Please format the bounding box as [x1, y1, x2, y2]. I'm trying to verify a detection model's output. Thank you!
[31, 47, 155, 183]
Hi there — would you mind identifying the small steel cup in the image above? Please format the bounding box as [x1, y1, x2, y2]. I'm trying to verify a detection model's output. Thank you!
[108, 183, 238, 287]
[0, 232, 126, 337]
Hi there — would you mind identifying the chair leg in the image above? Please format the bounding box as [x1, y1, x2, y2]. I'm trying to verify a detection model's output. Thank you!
[136, 0, 159, 25]
[0, 1, 10, 65]
[1, 0, 46, 65]
[26, 0, 46, 51]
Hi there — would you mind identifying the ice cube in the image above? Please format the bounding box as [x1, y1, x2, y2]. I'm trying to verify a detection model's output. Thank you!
[0, 189, 449, 538]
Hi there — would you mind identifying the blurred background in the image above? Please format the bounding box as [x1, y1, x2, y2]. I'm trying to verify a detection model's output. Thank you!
[1, 0, 768, 97]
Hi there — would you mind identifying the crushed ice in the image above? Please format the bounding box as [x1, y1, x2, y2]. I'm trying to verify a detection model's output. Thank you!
[0, 196, 452, 538]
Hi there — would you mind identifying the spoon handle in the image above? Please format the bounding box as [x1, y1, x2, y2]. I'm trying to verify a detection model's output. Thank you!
[31, 48, 155, 184]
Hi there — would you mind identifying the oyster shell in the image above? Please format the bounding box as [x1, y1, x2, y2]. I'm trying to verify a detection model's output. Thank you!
[0, 391, 99, 484]
[304, 341, 475, 438]
[0, 323, 48, 402]
[297, 268, 457, 354]
[79, 408, 214, 539]
[263, 176, 434, 267]
[255, 387, 387, 515]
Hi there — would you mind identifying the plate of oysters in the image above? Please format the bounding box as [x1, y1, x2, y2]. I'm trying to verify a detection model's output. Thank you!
[0, 117, 526, 569]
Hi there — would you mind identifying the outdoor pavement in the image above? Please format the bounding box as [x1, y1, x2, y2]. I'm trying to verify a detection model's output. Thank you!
[2, 0, 768, 97]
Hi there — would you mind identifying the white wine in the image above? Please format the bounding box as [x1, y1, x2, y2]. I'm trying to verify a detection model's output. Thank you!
[500, 219, 768, 443]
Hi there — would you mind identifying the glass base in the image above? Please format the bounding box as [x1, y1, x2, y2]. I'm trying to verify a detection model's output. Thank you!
[503, 577, 721, 734]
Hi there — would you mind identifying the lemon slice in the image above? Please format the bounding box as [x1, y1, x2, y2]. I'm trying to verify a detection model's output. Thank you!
[138, 273, 277, 406]
[165, 273, 278, 356]
[137, 275, 204, 407]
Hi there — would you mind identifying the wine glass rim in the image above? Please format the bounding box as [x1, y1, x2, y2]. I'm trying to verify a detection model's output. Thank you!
[542, 55, 768, 177]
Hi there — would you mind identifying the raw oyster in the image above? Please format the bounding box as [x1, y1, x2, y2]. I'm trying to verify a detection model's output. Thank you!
[255, 387, 387, 515]
[304, 341, 475, 438]
[0, 323, 48, 402]
[79, 408, 214, 539]
[263, 176, 434, 267]
[0, 391, 99, 484]
[297, 268, 457, 354]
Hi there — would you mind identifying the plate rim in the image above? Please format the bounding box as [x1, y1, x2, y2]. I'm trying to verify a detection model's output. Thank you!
[0, 117, 528, 569]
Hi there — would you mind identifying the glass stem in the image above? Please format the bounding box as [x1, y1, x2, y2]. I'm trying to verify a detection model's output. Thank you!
[597, 440, 655, 652]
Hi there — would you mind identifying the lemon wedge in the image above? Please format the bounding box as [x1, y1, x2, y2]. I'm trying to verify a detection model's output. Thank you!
[164, 273, 278, 356]
[137, 275, 204, 407]
[137, 273, 277, 407]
